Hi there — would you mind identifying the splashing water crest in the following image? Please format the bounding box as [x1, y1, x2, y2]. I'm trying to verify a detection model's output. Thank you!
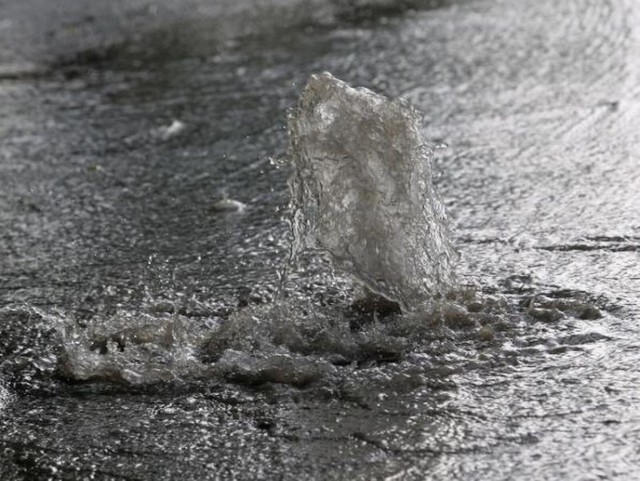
[287, 72, 458, 311]
[53, 307, 211, 385]
[0, 74, 608, 392]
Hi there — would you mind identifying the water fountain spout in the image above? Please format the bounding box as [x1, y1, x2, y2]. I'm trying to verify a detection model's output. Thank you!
[287, 72, 457, 311]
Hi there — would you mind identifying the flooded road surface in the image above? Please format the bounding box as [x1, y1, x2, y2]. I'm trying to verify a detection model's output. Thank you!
[1, 0, 640, 479]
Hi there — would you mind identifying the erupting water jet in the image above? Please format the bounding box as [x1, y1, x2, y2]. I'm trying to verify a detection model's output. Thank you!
[287, 72, 458, 311]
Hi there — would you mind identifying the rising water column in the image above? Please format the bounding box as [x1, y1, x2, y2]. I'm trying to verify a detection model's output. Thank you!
[287, 72, 457, 311]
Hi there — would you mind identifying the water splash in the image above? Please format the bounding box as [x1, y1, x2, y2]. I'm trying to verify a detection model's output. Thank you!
[53, 308, 211, 385]
[287, 72, 458, 311]
[0, 72, 611, 392]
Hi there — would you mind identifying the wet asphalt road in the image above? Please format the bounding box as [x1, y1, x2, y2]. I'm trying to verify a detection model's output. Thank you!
[2, 0, 640, 480]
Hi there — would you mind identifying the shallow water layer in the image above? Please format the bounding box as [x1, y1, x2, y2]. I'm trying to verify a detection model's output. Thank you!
[1, 0, 640, 479]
